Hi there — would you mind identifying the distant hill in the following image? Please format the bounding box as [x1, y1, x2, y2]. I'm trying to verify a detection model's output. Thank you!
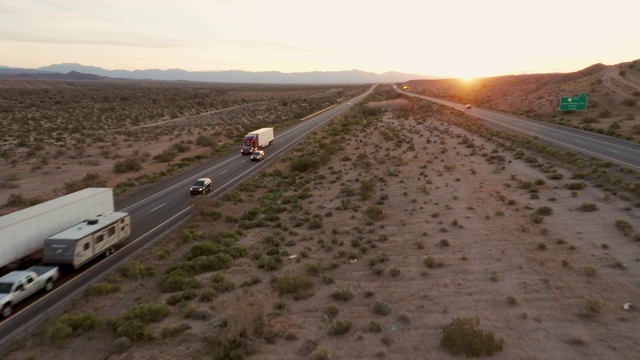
[0, 63, 435, 84]
[400, 59, 640, 142]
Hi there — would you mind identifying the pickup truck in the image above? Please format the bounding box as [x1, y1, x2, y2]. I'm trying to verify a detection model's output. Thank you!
[0, 266, 59, 318]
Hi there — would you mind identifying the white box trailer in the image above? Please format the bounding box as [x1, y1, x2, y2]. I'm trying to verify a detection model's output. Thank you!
[241, 127, 274, 155]
[43, 212, 131, 269]
[0, 188, 115, 269]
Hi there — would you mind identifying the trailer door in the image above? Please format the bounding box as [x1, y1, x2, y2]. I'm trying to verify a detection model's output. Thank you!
[73, 236, 94, 268]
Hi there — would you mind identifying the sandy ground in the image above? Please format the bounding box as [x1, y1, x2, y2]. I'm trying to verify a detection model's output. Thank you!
[2, 100, 640, 359]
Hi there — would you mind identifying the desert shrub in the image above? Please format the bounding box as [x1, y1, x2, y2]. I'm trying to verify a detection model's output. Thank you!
[566, 182, 586, 190]
[577, 202, 598, 212]
[535, 206, 553, 216]
[584, 266, 597, 278]
[166, 289, 198, 306]
[46, 312, 101, 343]
[109, 337, 132, 354]
[274, 299, 287, 310]
[578, 298, 603, 318]
[529, 213, 544, 224]
[257, 255, 282, 271]
[359, 180, 376, 200]
[113, 157, 142, 174]
[424, 256, 443, 268]
[159, 269, 202, 293]
[367, 321, 382, 333]
[389, 267, 401, 277]
[160, 323, 191, 338]
[113, 319, 153, 342]
[328, 320, 352, 336]
[547, 172, 564, 180]
[614, 219, 634, 236]
[120, 303, 170, 324]
[6, 193, 28, 207]
[364, 205, 386, 221]
[199, 289, 217, 302]
[208, 337, 248, 360]
[340, 186, 356, 197]
[308, 218, 323, 229]
[210, 273, 236, 293]
[169, 254, 234, 275]
[440, 317, 503, 357]
[117, 260, 156, 279]
[87, 282, 121, 296]
[273, 275, 314, 296]
[330, 289, 354, 302]
[183, 243, 246, 261]
[313, 349, 330, 360]
[306, 261, 325, 276]
[323, 305, 339, 320]
[372, 302, 391, 316]
[222, 191, 245, 203]
[290, 157, 319, 173]
[195, 135, 216, 147]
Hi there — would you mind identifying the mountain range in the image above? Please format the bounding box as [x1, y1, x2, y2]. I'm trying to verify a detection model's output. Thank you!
[0, 63, 435, 84]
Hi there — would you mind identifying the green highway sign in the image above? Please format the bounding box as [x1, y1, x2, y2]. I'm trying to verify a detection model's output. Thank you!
[559, 93, 588, 111]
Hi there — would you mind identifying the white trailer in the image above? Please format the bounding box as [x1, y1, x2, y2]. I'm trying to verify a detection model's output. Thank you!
[241, 127, 274, 154]
[0, 188, 115, 269]
[43, 212, 131, 269]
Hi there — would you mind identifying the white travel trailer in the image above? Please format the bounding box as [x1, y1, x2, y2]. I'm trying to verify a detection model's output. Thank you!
[42, 212, 131, 269]
[0, 188, 115, 270]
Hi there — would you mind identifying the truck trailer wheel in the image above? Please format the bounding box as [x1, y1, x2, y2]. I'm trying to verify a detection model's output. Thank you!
[1, 303, 12, 318]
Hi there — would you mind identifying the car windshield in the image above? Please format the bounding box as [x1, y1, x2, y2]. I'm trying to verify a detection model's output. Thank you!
[194, 180, 205, 186]
[252, 152, 261, 156]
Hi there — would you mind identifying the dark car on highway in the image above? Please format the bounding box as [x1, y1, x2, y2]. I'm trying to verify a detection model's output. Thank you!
[190, 178, 212, 195]
[250, 150, 265, 161]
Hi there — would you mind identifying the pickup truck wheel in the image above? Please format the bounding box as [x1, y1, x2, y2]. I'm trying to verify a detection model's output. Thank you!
[1, 304, 12, 318]
[45, 279, 54, 292]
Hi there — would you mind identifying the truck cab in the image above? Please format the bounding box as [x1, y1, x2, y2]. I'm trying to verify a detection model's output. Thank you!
[241, 133, 258, 155]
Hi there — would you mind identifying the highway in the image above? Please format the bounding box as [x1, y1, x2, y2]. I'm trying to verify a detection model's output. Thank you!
[397, 88, 640, 172]
[0, 86, 374, 349]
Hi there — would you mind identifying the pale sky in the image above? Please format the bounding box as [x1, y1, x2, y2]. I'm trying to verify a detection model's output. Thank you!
[1, 0, 639, 78]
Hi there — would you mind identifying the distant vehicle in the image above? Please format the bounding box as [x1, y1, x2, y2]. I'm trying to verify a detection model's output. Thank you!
[42, 212, 132, 269]
[465, 104, 472, 109]
[241, 128, 274, 155]
[190, 178, 212, 195]
[0, 265, 59, 318]
[250, 150, 265, 161]
[0, 188, 115, 271]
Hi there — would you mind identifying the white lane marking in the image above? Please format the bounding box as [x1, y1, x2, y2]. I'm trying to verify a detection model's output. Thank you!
[574, 140, 583, 143]
[150, 203, 166, 212]
[220, 169, 228, 174]
[606, 148, 618, 153]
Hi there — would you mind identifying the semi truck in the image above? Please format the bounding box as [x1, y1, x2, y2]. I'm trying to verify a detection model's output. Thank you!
[0, 265, 59, 318]
[0, 188, 115, 271]
[43, 211, 131, 269]
[241, 128, 274, 155]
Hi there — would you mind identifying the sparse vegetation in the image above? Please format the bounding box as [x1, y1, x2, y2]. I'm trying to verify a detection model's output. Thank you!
[5, 82, 640, 359]
[440, 317, 503, 357]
